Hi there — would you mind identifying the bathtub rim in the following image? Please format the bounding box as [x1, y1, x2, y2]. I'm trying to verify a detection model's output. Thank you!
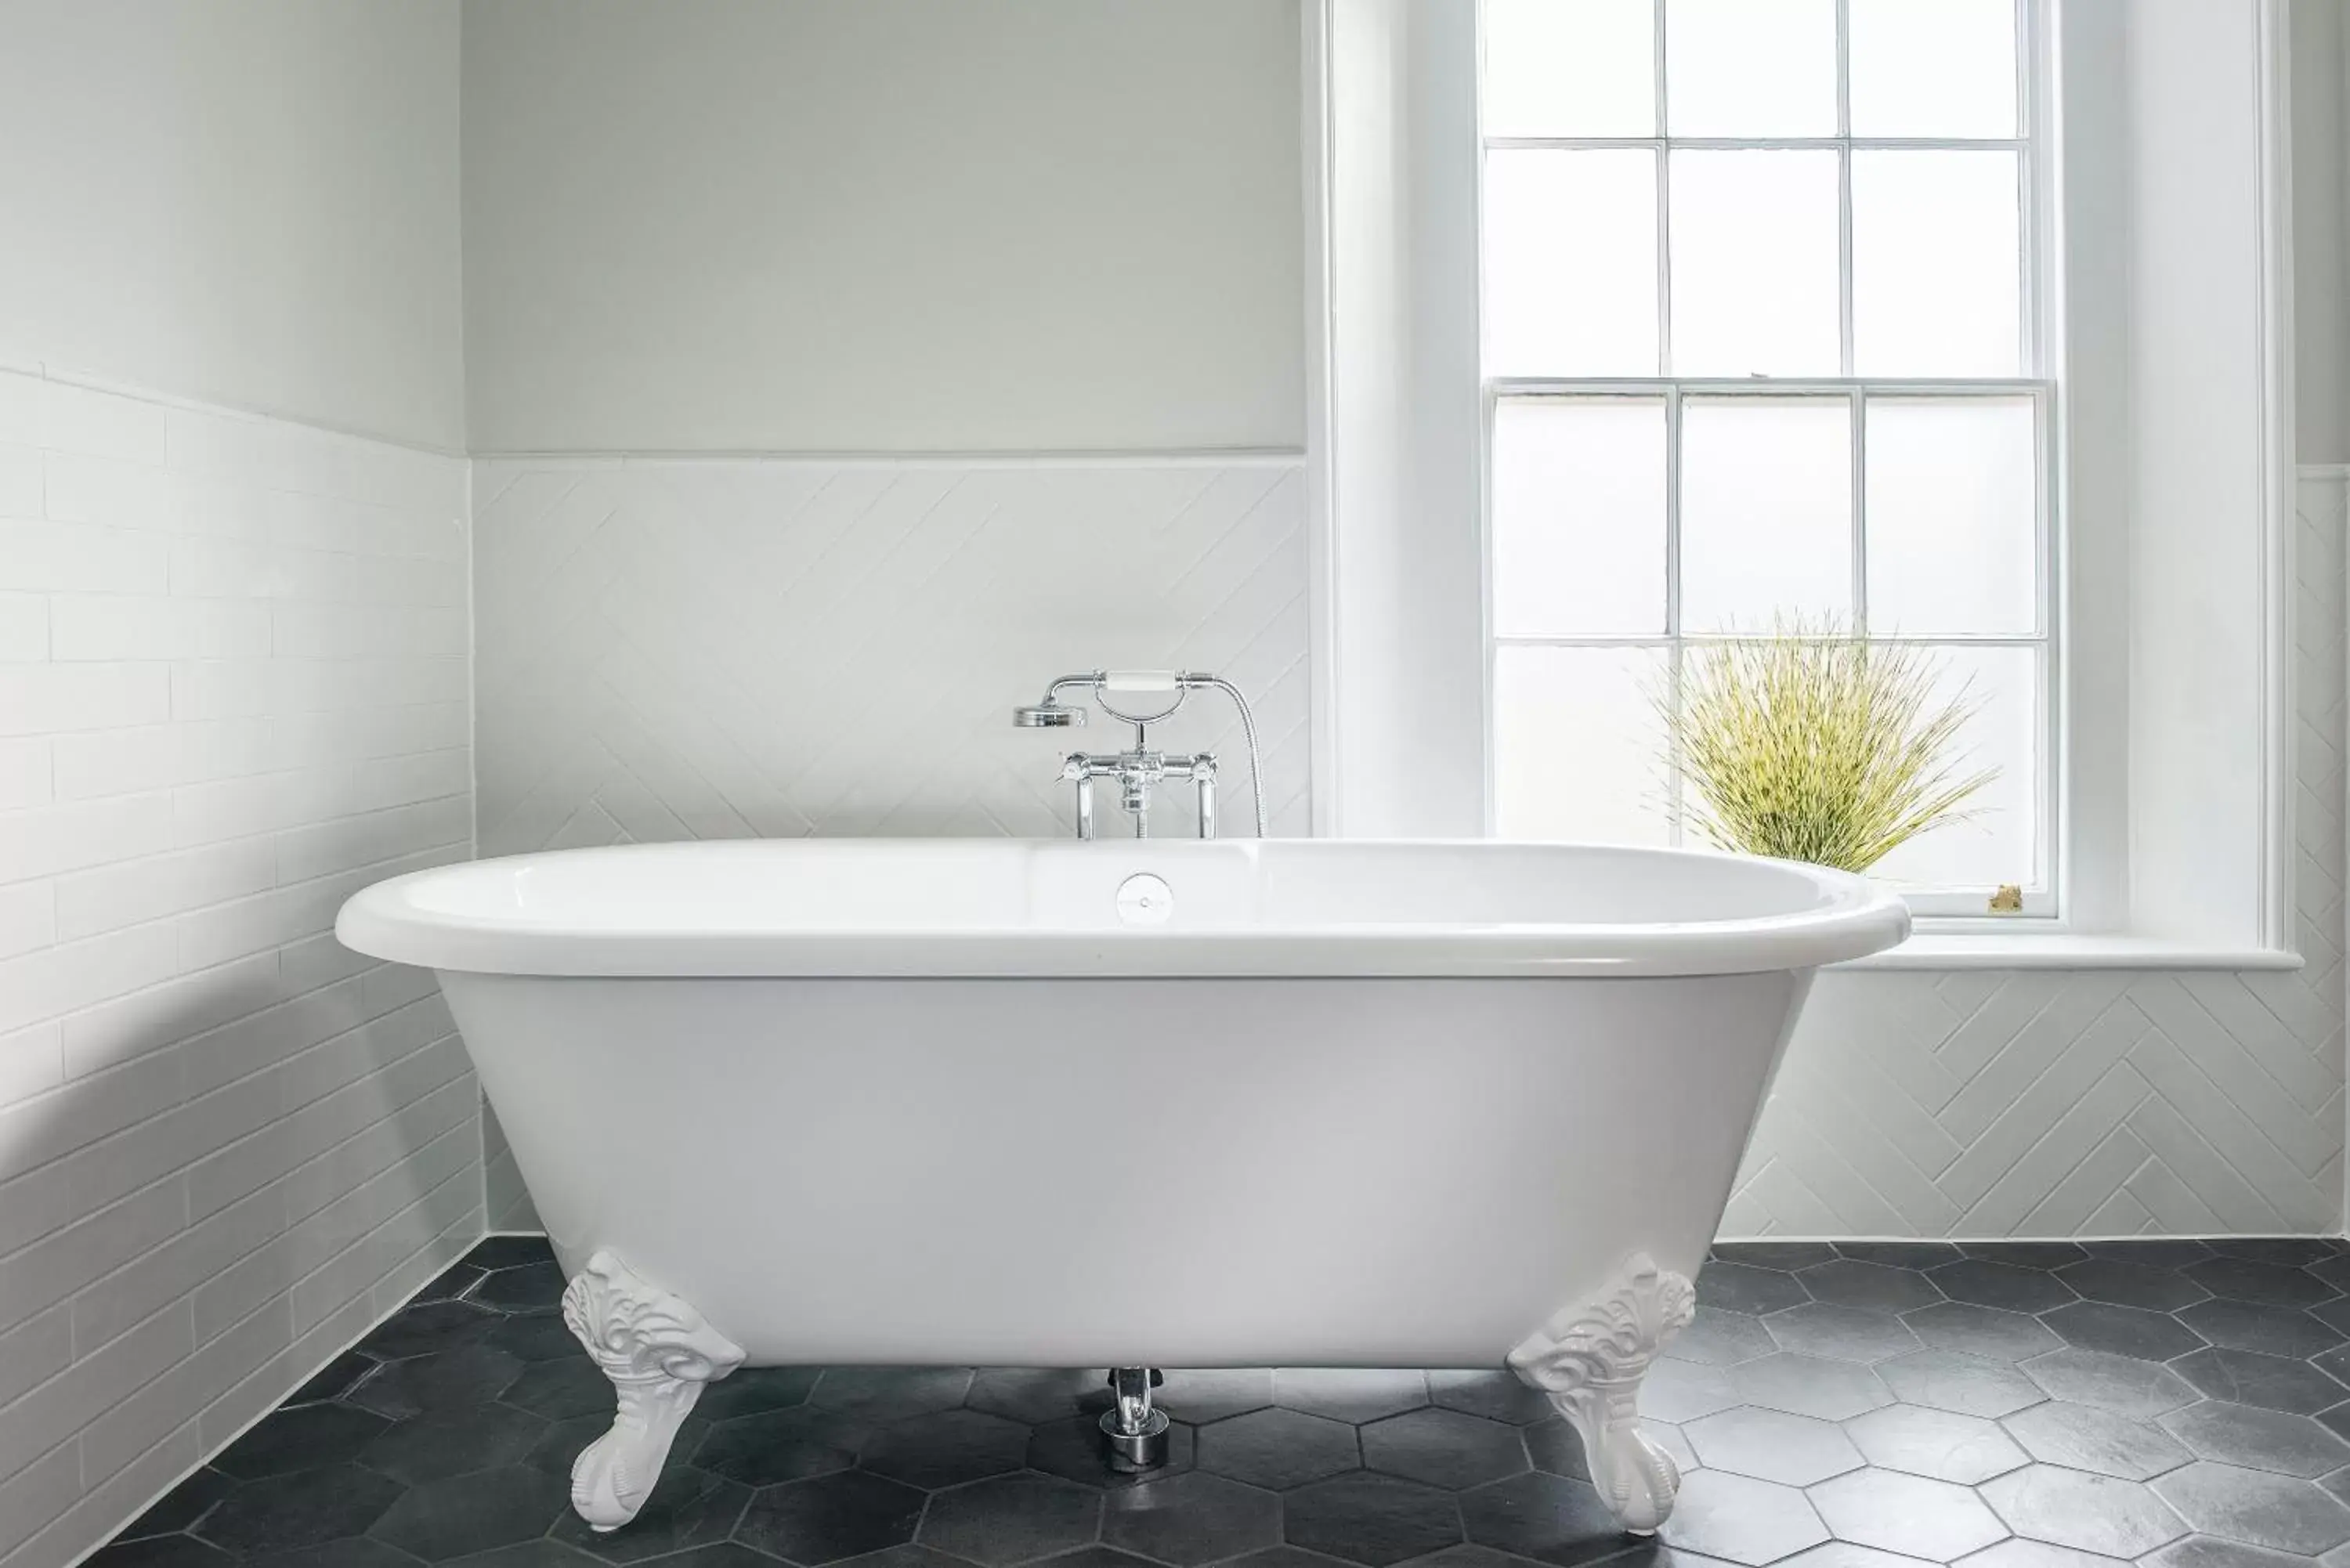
[338, 838, 1910, 978]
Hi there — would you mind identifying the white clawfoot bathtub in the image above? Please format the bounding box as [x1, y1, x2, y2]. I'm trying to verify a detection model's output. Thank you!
[337, 839, 1906, 1537]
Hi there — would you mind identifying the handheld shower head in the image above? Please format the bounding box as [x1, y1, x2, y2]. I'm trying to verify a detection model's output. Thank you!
[1012, 703, 1086, 728]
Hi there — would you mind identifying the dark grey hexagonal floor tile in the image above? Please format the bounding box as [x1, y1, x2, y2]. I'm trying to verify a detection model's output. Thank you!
[697, 1366, 822, 1422]
[2055, 1259, 2214, 1313]
[1101, 1471, 1282, 1566]
[2313, 1343, 2350, 1389]
[502, 1355, 616, 1422]
[1845, 1404, 2027, 1485]
[359, 1400, 548, 1486]
[1284, 1472, 1460, 1567]
[1457, 1470, 1629, 1568]
[1196, 1407, 1359, 1490]
[1665, 1309, 1779, 1368]
[367, 1462, 573, 1561]
[2178, 1300, 2346, 1359]
[967, 1368, 1108, 1426]
[1660, 1469, 1832, 1566]
[2143, 1534, 2323, 1568]
[811, 1367, 974, 1422]
[359, 1299, 499, 1361]
[1716, 1241, 1839, 1270]
[2187, 1259, 2343, 1312]
[215, 1402, 391, 1479]
[693, 1404, 870, 1487]
[1361, 1407, 1528, 1490]
[1275, 1369, 1430, 1425]
[2176, 1349, 2350, 1415]
[1835, 1242, 1965, 1270]
[2001, 1400, 2190, 1480]
[550, 1465, 750, 1563]
[1954, 1539, 2129, 1568]
[484, 1313, 585, 1364]
[1160, 1369, 1277, 1425]
[860, 1408, 1030, 1490]
[1903, 1303, 2063, 1363]
[1774, 1544, 1942, 1568]
[915, 1472, 1104, 1566]
[2082, 1239, 2217, 1270]
[1730, 1353, 1891, 1422]
[1643, 1358, 1742, 1423]
[2210, 1241, 2339, 1269]
[1390, 1546, 1555, 1568]
[1027, 1414, 1197, 1490]
[1878, 1350, 2045, 1419]
[1980, 1464, 2189, 1557]
[285, 1350, 376, 1407]
[352, 1343, 526, 1419]
[193, 1464, 403, 1555]
[472, 1260, 569, 1313]
[826, 1546, 1010, 1568]
[2022, 1348, 2197, 1419]
[2162, 1402, 2350, 1479]
[118, 1467, 236, 1541]
[1767, 1304, 1922, 1365]
[2041, 1301, 2207, 1361]
[747, 1469, 931, 1565]
[2154, 1462, 2350, 1555]
[1801, 1262, 1947, 1315]
[1932, 1261, 2080, 1314]
[85, 1539, 237, 1568]
[465, 1235, 558, 1271]
[1683, 1406, 1861, 1486]
[241, 1537, 432, 1568]
[1426, 1370, 1554, 1425]
[1810, 1468, 2008, 1559]
[1960, 1244, 2091, 1271]
[1209, 1546, 1361, 1568]
[1697, 1263, 1813, 1317]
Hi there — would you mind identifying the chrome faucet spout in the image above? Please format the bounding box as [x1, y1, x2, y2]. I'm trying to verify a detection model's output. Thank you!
[1015, 669, 1264, 840]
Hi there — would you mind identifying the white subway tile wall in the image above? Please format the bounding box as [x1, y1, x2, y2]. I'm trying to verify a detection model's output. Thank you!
[0, 368, 477, 1568]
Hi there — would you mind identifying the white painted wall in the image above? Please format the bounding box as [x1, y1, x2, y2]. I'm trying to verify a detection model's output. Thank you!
[0, 0, 467, 452]
[0, 7, 475, 1565]
[2294, 0, 2348, 464]
[461, 0, 1306, 456]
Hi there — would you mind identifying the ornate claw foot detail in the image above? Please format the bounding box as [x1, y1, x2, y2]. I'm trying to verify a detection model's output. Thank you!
[1506, 1253, 1697, 1536]
[561, 1248, 747, 1531]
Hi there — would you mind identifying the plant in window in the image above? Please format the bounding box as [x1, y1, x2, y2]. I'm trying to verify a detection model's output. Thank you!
[1654, 618, 1996, 873]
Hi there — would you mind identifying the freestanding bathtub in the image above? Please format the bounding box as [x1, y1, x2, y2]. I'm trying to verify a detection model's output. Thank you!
[336, 838, 1907, 1537]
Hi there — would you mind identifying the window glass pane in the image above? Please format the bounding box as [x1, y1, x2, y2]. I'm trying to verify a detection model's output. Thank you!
[1484, 0, 1656, 138]
[1866, 644, 2040, 890]
[1665, 0, 1838, 136]
[1849, 0, 2019, 139]
[1853, 150, 2022, 376]
[1866, 397, 2037, 635]
[1491, 398, 1667, 636]
[1668, 150, 1841, 378]
[1680, 397, 1852, 631]
[1495, 645, 1672, 844]
[1484, 150, 1660, 378]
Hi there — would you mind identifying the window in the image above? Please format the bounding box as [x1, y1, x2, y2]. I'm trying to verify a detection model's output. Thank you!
[1479, 0, 2052, 913]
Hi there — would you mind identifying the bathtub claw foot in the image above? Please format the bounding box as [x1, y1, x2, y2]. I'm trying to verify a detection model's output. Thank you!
[561, 1249, 747, 1531]
[1506, 1253, 1696, 1535]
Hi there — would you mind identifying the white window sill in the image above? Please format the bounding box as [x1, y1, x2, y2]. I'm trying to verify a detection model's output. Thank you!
[1835, 931, 2304, 972]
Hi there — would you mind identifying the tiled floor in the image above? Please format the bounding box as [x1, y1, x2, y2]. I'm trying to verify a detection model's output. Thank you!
[93, 1237, 2350, 1568]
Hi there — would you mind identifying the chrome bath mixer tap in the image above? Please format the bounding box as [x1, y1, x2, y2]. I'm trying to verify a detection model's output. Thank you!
[1012, 670, 1266, 839]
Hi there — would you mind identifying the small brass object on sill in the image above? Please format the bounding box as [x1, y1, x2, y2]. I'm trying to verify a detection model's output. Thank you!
[1987, 884, 2024, 913]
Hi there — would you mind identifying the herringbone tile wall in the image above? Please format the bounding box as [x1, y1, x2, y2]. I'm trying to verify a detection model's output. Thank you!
[470, 455, 1311, 1226]
[470, 458, 2345, 1242]
[1723, 470, 2349, 1240]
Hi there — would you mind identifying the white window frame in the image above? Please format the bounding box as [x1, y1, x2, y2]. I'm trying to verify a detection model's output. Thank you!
[1306, 0, 2297, 966]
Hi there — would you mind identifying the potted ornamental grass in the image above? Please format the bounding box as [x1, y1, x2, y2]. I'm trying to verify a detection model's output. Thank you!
[1654, 618, 1997, 875]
